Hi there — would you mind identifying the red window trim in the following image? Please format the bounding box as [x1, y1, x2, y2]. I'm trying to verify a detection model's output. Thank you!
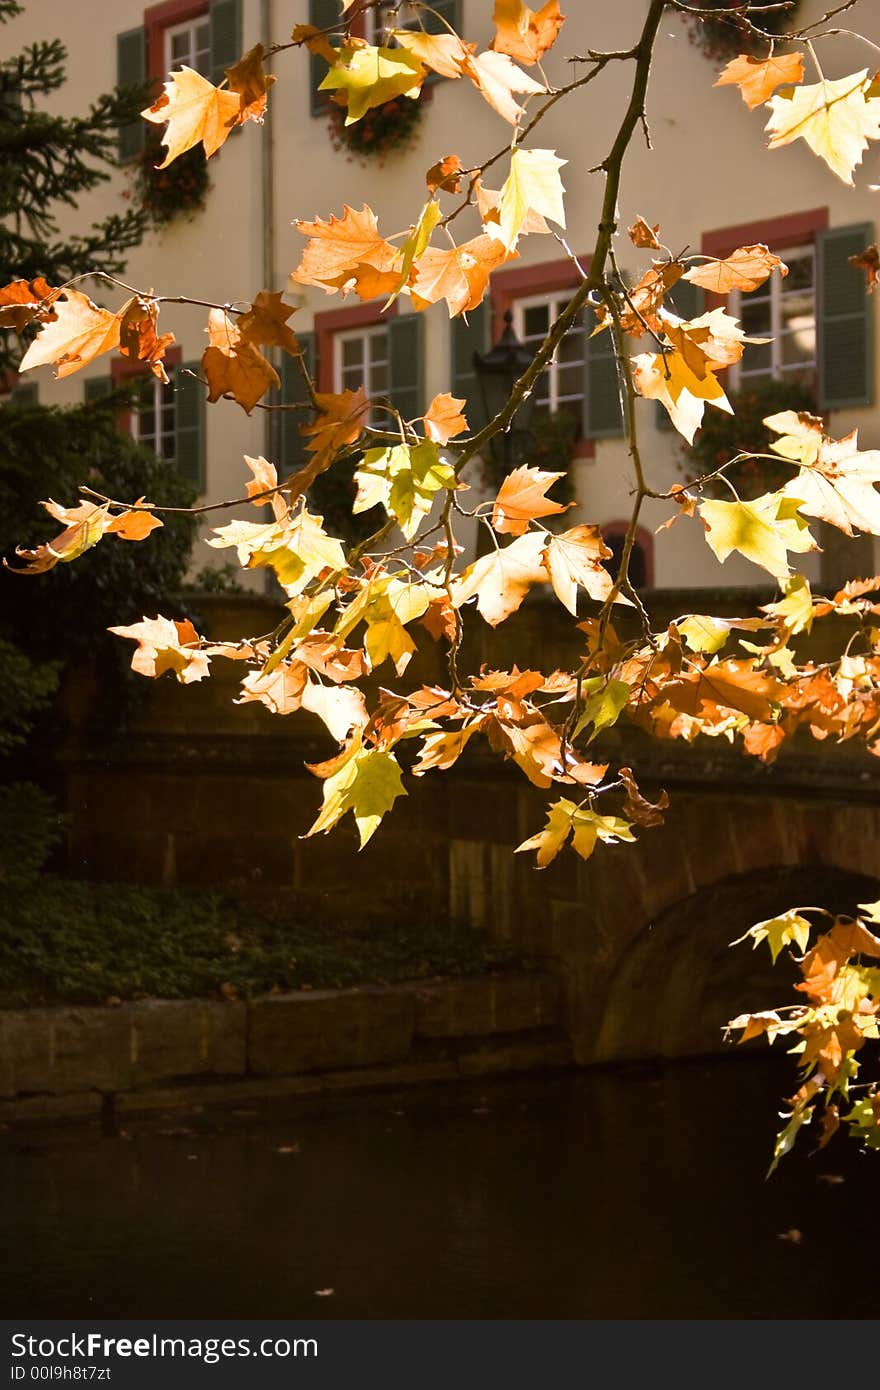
[701, 207, 829, 261]
[110, 345, 182, 433]
[313, 301, 398, 393]
[491, 254, 595, 459]
[145, 0, 210, 84]
[602, 520, 654, 588]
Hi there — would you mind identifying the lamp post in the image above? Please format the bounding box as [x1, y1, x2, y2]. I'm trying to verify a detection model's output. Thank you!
[472, 309, 538, 474]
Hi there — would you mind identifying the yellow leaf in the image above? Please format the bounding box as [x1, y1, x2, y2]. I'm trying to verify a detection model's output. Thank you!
[142, 67, 241, 165]
[764, 69, 880, 185]
[494, 147, 566, 251]
[731, 910, 813, 964]
[319, 43, 424, 125]
[632, 348, 732, 444]
[386, 198, 442, 307]
[452, 533, 548, 626]
[354, 442, 456, 541]
[391, 29, 471, 81]
[543, 525, 616, 615]
[306, 742, 406, 847]
[460, 50, 543, 126]
[19, 288, 121, 379]
[516, 800, 634, 869]
[699, 491, 818, 579]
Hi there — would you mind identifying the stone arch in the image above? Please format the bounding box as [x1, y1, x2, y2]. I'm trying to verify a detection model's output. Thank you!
[589, 864, 880, 1064]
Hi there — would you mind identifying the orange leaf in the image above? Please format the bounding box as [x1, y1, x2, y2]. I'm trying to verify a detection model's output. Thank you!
[292, 204, 400, 296]
[224, 42, 277, 124]
[202, 308, 279, 413]
[236, 290, 299, 355]
[426, 154, 464, 195]
[410, 234, 513, 316]
[118, 298, 176, 382]
[684, 244, 788, 294]
[4, 499, 109, 574]
[0, 277, 59, 332]
[423, 392, 468, 445]
[109, 615, 210, 683]
[850, 242, 880, 292]
[715, 51, 805, 111]
[491, 465, 568, 536]
[142, 67, 241, 165]
[18, 288, 121, 379]
[628, 215, 662, 249]
[105, 499, 164, 541]
[491, 1, 566, 66]
[301, 385, 371, 470]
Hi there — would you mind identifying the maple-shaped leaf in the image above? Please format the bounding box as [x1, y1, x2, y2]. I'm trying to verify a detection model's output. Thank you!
[423, 393, 468, 445]
[142, 67, 241, 165]
[762, 574, 815, 635]
[387, 198, 442, 307]
[202, 308, 278, 413]
[301, 385, 371, 474]
[491, 465, 568, 536]
[619, 768, 669, 828]
[109, 615, 209, 683]
[18, 288, 121, 379]
[699, 491, 817, 578]
[676, 613, 770, 654]
[354, 441, 456, 541]
[0, 277, 58, 332]
[292, 22, 338, 66]
[306, 740, 406, 847]
[491, 1, 566, 66]
[850, 242, 880, 292]
[461, 50, 544, 126]
[572, 677, 630, 740]
[493, 148, 566, 251]
[413, 722, 483, 776]
[732, 909, 813, 964]
[797, 917, 880, 1005]
[105, 500, 164, 542]
[335, 573, 432, 675]
[319, 42, 425, 125]
[452, 532, 547, 626]
[516, 800, 635, 869]
[597, 261, 683, 336]
[632, 348, 732, 444]
[5, 499, 109, 574]
[392, 29, 472, 81]
[683, 244, 788, 294]
[659, 659, 785, 723]
[426, 154, 465, 195]
[118, 297, 176, 382]
[244, 455, 287, 520]
[766, 416, 880, 538]
[292, 204, 400, 296]
[715, 51, 805, 110]
[208, 507, 346, 596]
[764, 69, 880, 185]
[224, 42, 277, 124]
[543, 525, 616, 615]
[410, 234, 513, 317]
[236, 290, 299, 356]
[628, 216, 661, 249]
[238, 664, 366, 741]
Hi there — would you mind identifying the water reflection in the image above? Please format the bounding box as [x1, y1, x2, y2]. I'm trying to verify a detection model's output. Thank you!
[2, 1057, 878, 1319]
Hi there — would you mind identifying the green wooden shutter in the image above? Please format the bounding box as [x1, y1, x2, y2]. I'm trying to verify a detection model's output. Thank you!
[309, 0, 340, 116]
[10, 381, 38, 406]
[175, 363, 205, 491]
[84, 376, 114, 404]
[117, 27, 147, 161]
[388, 314, 423, 425]
[280, 334, 316, 476]
[452, 301, 490, 430]
[818, 222, 875, 411]
[656, 278, 704, 430]
[210, 0, 242, 85]
[583, 308, 623, 439]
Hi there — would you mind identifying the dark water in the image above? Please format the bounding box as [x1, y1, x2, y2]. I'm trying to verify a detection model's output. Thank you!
[2, 1058, 878, 1319]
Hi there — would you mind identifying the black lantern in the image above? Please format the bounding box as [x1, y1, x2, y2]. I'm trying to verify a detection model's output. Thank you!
[472, 309, 538, 470]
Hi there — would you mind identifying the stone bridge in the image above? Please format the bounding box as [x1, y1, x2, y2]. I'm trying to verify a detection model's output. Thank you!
[56, 591, 880, 1067]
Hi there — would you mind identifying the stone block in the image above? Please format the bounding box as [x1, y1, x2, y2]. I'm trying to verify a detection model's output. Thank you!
[414, 974, 559, 1039]
[127, 1000, 247, 1086]
[1, 1007, 130, 1096]
[456, 1033, 573, 1077]
[248, 988, 416, 1075]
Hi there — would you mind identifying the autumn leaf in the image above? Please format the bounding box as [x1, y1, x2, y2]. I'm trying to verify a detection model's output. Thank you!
[452, 532, 548, 626]
[516, 800, 634, 869]
[628, 215, 661, 249]
[764, 69, 880, 185]
[202, 308, 278, 413]
[850, 242, 880, 292]
[493, 147, 566, 251]
[543, 525, 616, 614]
[142, 67, 241, 165]
[410, 234, 513, 316]
[4, 499, 109, 574]
[354, 441, 456, 540]
[492, 465, 568, 535]
[715, 51, 805, 110]
[762, 574, 815, 635]
[236, 290, 299, 356]
[426, 155, 464, 195]
[460, 50, 544, 126]
[732, 909, 813, 964]
[632, 348, 732, 444]
[335, 573, 432, 675]
[105, 500, 164, 542]
[224, 42, 277, 124]
[572, 677, 630, 740]
[699, 491, 817, 578]
[302, 385, 371, 472]
[423, 393, 468, 445]
[208, 507, 347, 596]
[766, 416, 880, 538]
[659, 659, 785, 723]
[0, 276, 58, 332]
[387, 198, 442, 306]
[619, 767, 669, 828]
[292, 204, 400, 296]
[109, 616, 210, 684]
[683, 244, 788, 294]
[118, 297, 176, 382]
[392, 29, 472, 81]
[491, 1, 566, 66]
[18, 288, 121, 379]
[306, 739, 406, 847]
[676, 613, 770, 654]
[413, 722, 483, 776]
[319, 42, 425, 125]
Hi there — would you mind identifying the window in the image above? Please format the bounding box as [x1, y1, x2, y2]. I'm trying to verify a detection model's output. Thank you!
[512, 292, 586, 420]
[165, 15, 211, 76]
[363, 1, 458, 45]
[734, 246, 816, 388]
[334, 325, 389, 398]
[131, 374, 177, 460]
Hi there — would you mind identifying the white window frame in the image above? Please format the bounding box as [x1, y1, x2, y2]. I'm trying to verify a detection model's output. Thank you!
[731, 242, 817, 388]
[165, 14, 211, 77]
[333, 324, 390, 399]
[131, 375, 176, 462]
[512, 291, 584, 414]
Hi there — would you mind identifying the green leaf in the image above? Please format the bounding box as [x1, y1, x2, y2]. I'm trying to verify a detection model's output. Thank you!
[319, 43, 424, 125]
[306, 744, 406, 848]
[572, 677, 630, 741]
[769, 1102, 813, 1175]
[516, 799, 635, 869]
[699, 491, 817, 578]
[762, 574, 814, 635]
[354, 442, 455, 541]
[731, 909, 812, 964]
